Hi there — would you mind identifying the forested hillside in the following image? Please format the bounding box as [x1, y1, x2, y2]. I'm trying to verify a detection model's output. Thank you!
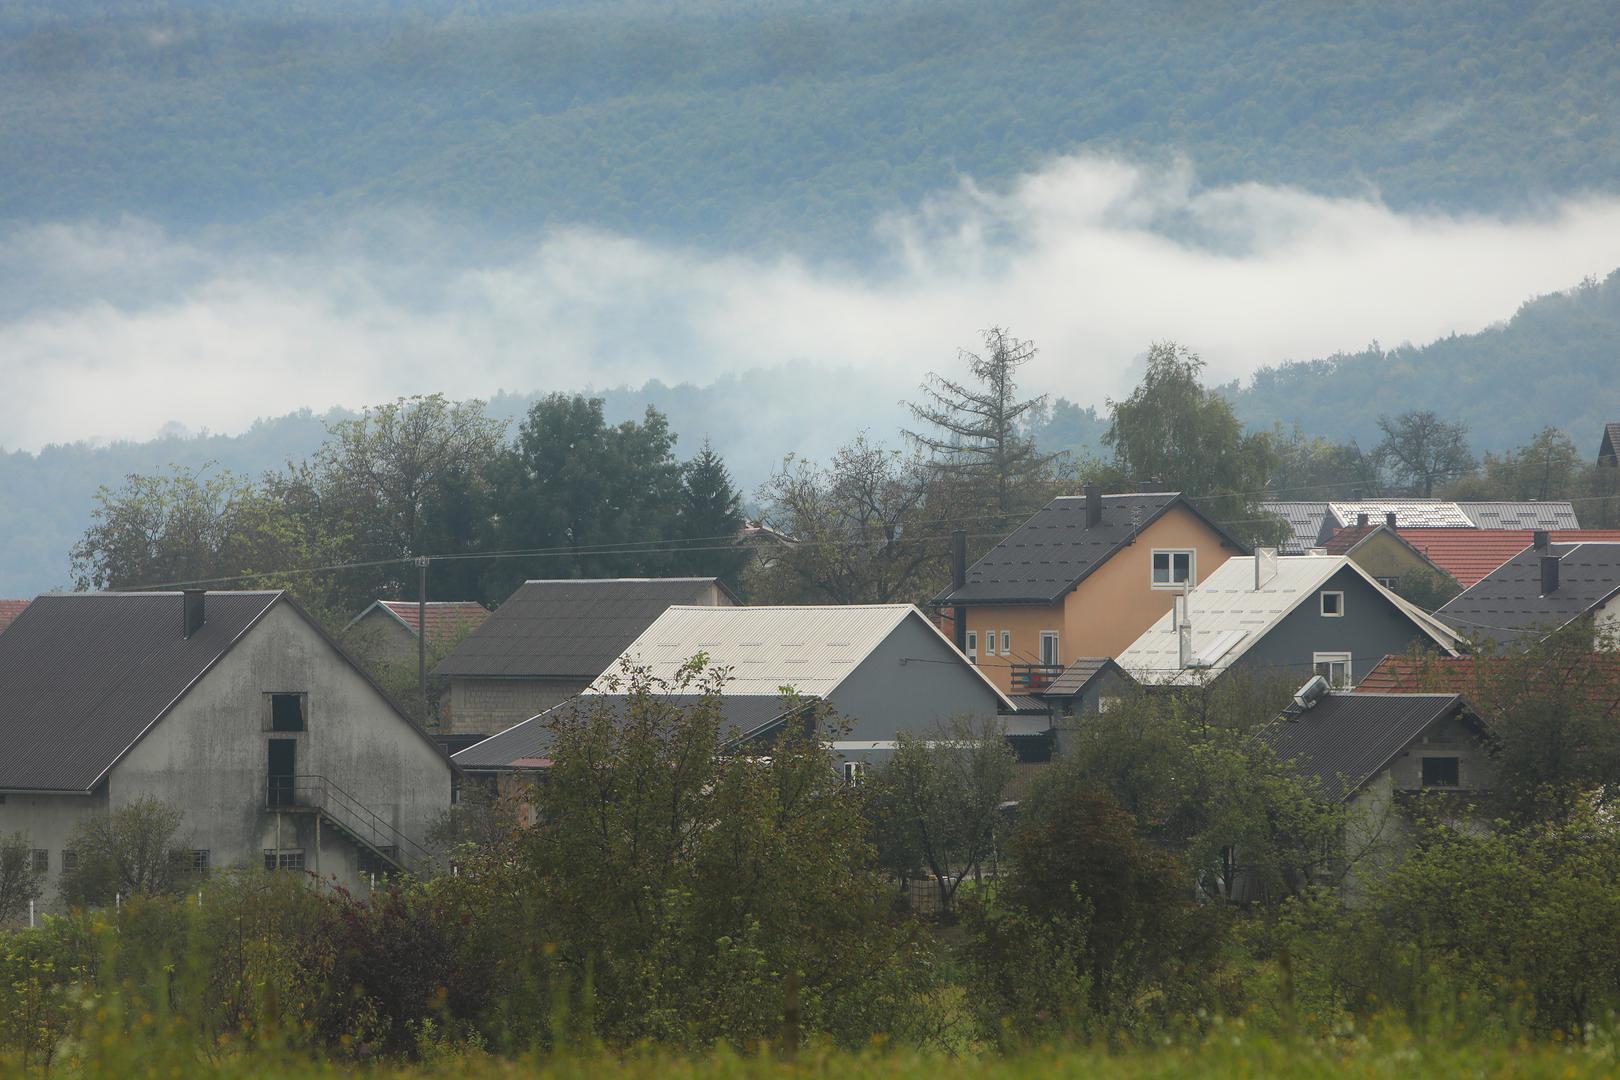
[1, 0, 1615, 252]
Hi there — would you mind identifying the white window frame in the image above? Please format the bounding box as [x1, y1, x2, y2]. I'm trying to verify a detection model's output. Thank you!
[1040, 630, 1060, 666]
[1313, 652, 1353, 689]
[1151, 549, 1196, 590]
[984, 629, 998, 656]
[1320, 590, 1345, 617]
[965, 630, 978, 661]
[1001, 630, 1012, 655]
[842, 760, 865, 784]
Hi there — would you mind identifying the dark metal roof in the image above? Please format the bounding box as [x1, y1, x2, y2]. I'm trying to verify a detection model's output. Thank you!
[0, 591, 282, 793]
[433, 578, 734, 679]
[1002, 694, 1053, 716]
[1438, 542, 1620, 644]
[1260, 692, 1465, 802]
[1041, 656, 1132, 697]
[935, 493, 1245, 605]
[1601, 423, 1620, 465]
[452, 693, 809, 770]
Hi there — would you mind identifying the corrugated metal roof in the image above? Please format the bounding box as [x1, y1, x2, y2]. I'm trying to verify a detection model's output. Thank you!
[1329, 501, 1474, 528]
[1261, 501, 1331, 554]
[1439, 542, 1620, 644]
[1261, 692, 1464, 801]
[1115, 555, 1457, 685]
[0, 592, 282, 792]
[935, 492, 1245, 605]
[1459, 502, 1581, 530]
[453, 693, 809, 770]
[598, 605, 1015, 711]
[433, 578, 732, 679]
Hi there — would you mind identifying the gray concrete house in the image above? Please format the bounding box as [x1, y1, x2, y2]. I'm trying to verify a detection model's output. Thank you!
[452, 603, 1020, 781]
[1116, 551, 1460, 690]
[344, 599, 489, 669]
[1439, 536, 1620, 648]
[0, 590, 452, 910]
[432, 578, 737, 739]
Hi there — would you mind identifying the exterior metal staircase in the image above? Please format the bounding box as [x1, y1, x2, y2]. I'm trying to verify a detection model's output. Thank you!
[268, 774, 433, 875]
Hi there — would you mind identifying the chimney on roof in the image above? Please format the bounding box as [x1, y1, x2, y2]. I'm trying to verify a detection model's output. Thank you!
[182, 590, 206, 639]
[1541, 553, 1560, 595]
[1533, 529, 1550, 551]
[1084, 481, 1102, 528]
[1177, 611, 1193, 670]
[1386, 511, 1397, 529]
[1356, 512, 1369, 527]
[1254, 547, 1279, 590]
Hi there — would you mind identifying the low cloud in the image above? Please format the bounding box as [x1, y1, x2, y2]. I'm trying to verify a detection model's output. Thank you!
[3, 155, 1620, 451]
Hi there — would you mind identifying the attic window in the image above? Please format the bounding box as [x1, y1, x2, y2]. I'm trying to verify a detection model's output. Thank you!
[269, 693, 307, 732]
[1421, 756, 1460, 788]
[1320, 591, 1344, 617]
[1152, 550, 1195, 589]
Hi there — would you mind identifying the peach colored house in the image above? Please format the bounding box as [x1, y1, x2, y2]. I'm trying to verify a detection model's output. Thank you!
[933, 486, 1248, 693]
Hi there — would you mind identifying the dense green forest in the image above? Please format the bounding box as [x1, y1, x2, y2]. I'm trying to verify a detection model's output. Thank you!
[1, 0, 1616, 253]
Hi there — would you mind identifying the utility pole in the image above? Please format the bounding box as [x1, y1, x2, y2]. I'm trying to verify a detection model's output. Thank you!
[415, 555, 431, 707]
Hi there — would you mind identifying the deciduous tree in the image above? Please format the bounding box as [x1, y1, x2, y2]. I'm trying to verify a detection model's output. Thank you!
[1373, 410, 1475, 497]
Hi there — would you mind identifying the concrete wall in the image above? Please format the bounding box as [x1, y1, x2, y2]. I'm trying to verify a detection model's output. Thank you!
[1233, 566, 1442, 688]
[829, 614, 1007, 764]
[448, 676, 587, 737]
[114, 600, 452, 893]
[346, 608, 418, 669]
[0, 790, 107, 914]
[966, 503, 1243, 690]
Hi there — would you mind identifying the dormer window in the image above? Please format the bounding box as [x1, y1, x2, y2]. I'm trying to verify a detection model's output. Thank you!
[1152, 550, 1195, 589]
[1320, 591, 1344, 617]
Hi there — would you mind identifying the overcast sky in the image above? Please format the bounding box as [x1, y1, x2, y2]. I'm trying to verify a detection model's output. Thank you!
[4, 154, 1619, 452]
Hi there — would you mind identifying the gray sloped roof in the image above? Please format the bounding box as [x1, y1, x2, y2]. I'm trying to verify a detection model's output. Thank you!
[1458, 502, 1581, 529]
[1600, 423, 1620, 464]
[1042, 657, 1131, 697]
[1259, 502, 1330, 554]
[452, 693, 811, 770]
[0, 591, 282, 793]
[1438, 542, 1620, 644]
[935, 492, 1245, 605]
[1260, 692, 1464, 801]
[433, 578, 733, 679]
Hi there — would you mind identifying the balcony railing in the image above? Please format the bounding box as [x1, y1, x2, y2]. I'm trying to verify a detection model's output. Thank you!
[267, 774, 432, 871]
[1009, 664, 1065, 692]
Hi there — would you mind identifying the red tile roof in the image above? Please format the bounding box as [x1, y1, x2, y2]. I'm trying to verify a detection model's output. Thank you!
[377, 600, 489, 643]
[0, 599, 29, 634]
[1358, 653, 1620, 717]
[1395, 529, 1620, 588]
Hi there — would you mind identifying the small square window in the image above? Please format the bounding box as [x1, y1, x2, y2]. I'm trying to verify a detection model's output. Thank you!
[842, 761, 865, 784]
[62, 850, 78, 873]
[192, 850, 210, 873]
[1375, 576, 1399, 589]
[1152, 550, 1195, 589]
[1001, 630, 1011, 655]
[269, 693, 306, 732]
[1320, 591, 1344, 617]
[966, 631, 978, 660]
[1421, 757, 1460, 788]
[31, 849, 48, 874]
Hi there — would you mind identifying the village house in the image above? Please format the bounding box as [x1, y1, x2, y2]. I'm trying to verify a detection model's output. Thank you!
[1320, 514, 1458, 589]
[344, 599, 490, 668]
[1439, 536, 1620, 647]
[1372, 528, 1620, 589]
[452, 603, 1023, 786]
[933, 484, 1248, 693]
[431, 577, 737, 740]
[1115, 551, 1460, 690]
[0, 590, 452, 909]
